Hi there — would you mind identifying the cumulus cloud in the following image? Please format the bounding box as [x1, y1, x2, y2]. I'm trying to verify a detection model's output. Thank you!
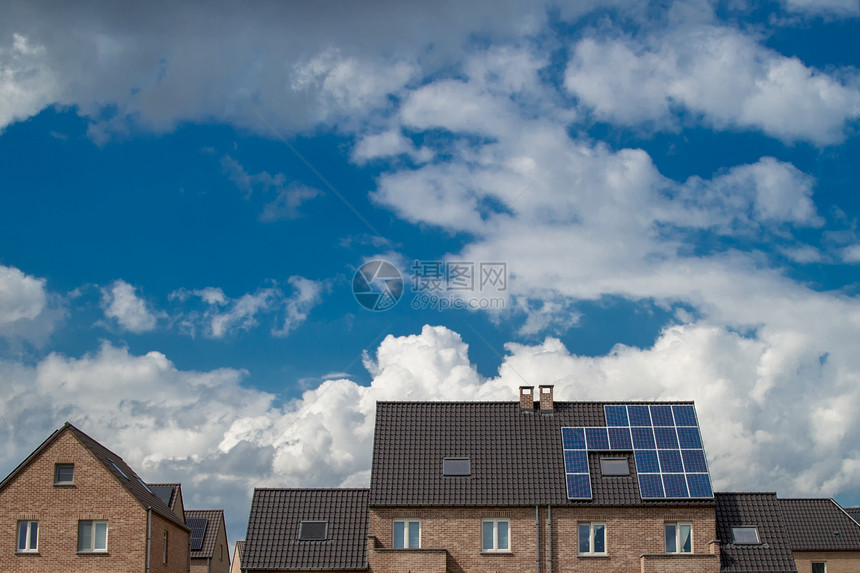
[101, 279, 159, 333]
[783, 0, 860, 16]
[221, 155, 320, 221]
[170, 278, 323, 339]
[564, 26, 860, 144]
[0, 264, 61, 345]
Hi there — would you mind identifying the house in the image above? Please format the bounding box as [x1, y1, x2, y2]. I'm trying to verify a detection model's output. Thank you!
[241, 385, 860, 573]
[186, 509, 230, 573]
[149, 482, 187, 522]
[0, 422, 190, 572]
[230, 540, 244, 573]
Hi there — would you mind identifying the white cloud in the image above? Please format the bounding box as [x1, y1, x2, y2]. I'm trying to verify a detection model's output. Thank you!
[101, 279, 159, 333]
[783, 0, 860, 16]
[171, 278, 323, 339]
[0, 264, 61, 345]
[564, 26, 860, 144]
[0, 34, 59, 133]
[351, 130, 434, 164]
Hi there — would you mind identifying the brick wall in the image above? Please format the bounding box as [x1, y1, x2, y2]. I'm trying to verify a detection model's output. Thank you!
[368, 504, 719, 573]
[793, 550, 860, 573]
[150, 511, 190, 573]
[0, 430, 148, 572]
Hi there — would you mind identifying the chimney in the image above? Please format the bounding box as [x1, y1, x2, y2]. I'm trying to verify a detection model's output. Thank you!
[519, 386, 534, 410]
[539, 385, 554, 412]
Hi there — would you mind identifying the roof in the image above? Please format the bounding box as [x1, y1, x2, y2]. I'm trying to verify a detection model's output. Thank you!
[369, 400, 714, 506]
[844, 506, 860, 524]
[234, 540, 244, 561]
[714, 492, 797, 573]
[779, 498, 860, 551]
[148, 483, 181, 511]
[0, 422, 187, 530]
[186, 509, 227, 560]
[243, 488, 369, 571]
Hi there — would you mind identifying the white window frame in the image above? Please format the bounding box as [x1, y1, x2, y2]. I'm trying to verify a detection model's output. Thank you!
[665, 522, 693, 553]
[17, 520, 38, 553]
[578, 522, 606, 555]
[481, 519, 510, 552]
[731, 526, 760, 545]
[393, 518, 421, 548]
[78, 520, 108, 553]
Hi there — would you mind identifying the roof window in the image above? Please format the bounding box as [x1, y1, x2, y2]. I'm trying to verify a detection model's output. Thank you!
[600, 457, 629, 476]
[299, 521, 328, 541]
[731, 526, 761, 544]
[443, 457, 471, 476]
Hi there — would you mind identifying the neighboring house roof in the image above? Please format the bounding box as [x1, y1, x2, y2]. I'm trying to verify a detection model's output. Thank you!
[148, 482, 181, 511]
[234, 540, 244, 562]
[370, 400, 714, 506]
[714, 492, 797, 573]
[0, 422, 187, 530]
[243, 488, 369, 571]
[186, 509, 228, 560]
[843, 506, 860, 524]
[779, 498, 860, 551]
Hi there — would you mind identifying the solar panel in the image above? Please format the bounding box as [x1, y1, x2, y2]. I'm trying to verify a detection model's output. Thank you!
[187, 518, 208, 551]
[150, 485, 175, 507]
[608, 427, 633, 450]
[653, 427, 679, 449]
[559, 404, 715, 501]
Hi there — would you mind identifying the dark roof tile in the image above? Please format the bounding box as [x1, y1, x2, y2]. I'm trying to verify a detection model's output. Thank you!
[779, 498, 860, 551]
[715, 492, 796, 573]
[243, 488, 369, 570]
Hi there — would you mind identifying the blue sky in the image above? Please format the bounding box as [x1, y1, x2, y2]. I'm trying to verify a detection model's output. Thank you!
[2, 0, 860, 546]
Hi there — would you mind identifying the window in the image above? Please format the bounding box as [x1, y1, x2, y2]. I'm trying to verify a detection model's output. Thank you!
[665, 522, 692, 553]
[578, 522, 606, 555]
[78, 520, 108, 552]
[298, 521, 327, 540]
[600, 457, 629, 476]
[54, 463, 74, 484]
[443, 457, 471, 476]
[393, 519, 420, 548]
[17, 521, 38, 553]
[482, 519, 510, 552]
[163, 530, 168, 564]
[731, 526, 760, 544]
[220, 544, 224, 560]
[812, 563, 826, 573]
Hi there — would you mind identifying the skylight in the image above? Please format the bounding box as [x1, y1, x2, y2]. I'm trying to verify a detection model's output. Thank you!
[443, 457, 471, 476]
[731, 526, 761, 544]
[299, 521, 328, 541]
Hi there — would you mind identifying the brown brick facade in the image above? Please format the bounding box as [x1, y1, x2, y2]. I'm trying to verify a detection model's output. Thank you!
[792, 551, 860, 573]
[368, 504, 719, 573]
[0, 429, 189, 573]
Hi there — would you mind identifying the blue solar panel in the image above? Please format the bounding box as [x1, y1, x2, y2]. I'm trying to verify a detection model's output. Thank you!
[608, 427, 633, 450]
[560, 402, 713, 501]
[673, 405, 697, 426]
[650, 405, 674, 426]
[187, 517, 208, 551]
[604, 405, 629, 426]
[663, 473, 689, 497]
[638, 474, 665, 498]
[682, 449, 708, 473]
[659, 449, 684, 473]
[566, 474, 592, 499]
[677, 427, 703, 449]
[562, 427, 586, 450]
[585, 427, 610, 450]
[564, 450, 589, 474]
[654, 427, 679, 449]
[628, 405, 652, 426]
[686, 473, 713, 498]
[631, 427, 656, 449]
[635, 450, 660, 473]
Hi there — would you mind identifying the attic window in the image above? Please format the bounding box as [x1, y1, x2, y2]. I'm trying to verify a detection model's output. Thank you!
[54, 463, 74, 484]
[299, 521, 328, 541]
[731, 526, 761, 544]
[600, 457, 629, 476]
[443, 457, 471, 476]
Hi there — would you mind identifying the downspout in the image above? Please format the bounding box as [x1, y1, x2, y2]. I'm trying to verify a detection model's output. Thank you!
[547, 505, 552, 573]
[146, 507, 152, 573]
[535, 505, 540, 573]
[207, 556, 211, 573]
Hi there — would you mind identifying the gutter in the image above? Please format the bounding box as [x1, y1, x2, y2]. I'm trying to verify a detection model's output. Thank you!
[146, 507, 152, 573]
